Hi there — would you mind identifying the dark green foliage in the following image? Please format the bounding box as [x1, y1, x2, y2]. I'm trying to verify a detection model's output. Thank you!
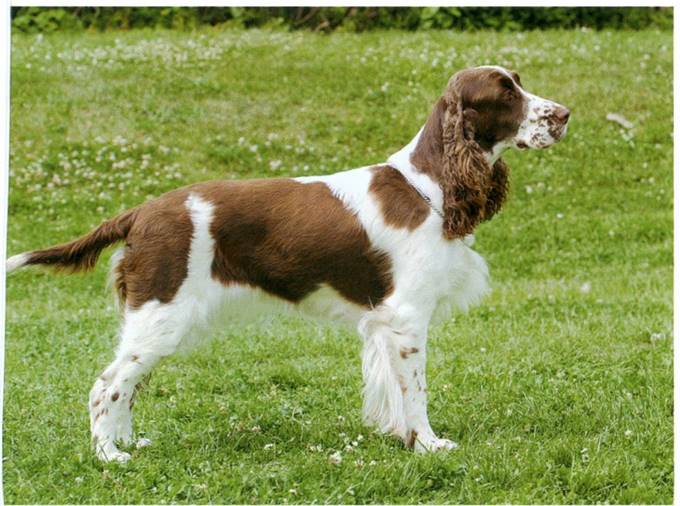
[10, 6, 673, 34]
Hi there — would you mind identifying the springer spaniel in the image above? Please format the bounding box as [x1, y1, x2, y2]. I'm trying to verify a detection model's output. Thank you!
[6, 65, 570, 463]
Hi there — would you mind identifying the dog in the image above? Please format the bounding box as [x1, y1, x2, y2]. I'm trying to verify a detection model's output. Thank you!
[6, 66, 569, 462]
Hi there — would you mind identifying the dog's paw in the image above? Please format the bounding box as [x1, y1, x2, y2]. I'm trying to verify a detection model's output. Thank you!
[99, 450, 132, 464]
[414, 437, 458, 453]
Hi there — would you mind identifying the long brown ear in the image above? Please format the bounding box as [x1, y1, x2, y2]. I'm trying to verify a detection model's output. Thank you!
[440, 92, 507, 239]
[484, 158, 509, 222]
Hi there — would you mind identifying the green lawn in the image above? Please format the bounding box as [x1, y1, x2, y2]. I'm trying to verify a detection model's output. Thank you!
[5, 27, 673, 504]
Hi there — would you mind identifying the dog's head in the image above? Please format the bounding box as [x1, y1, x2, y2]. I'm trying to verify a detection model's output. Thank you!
[411, 65, 570, 239]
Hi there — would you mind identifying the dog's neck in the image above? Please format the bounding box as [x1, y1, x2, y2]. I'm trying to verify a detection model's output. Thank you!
[387, 127, 445, 214]
[387, 125, 502, 201]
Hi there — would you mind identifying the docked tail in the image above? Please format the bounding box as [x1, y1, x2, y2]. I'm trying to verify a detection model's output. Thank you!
[6, 208, 138, 274]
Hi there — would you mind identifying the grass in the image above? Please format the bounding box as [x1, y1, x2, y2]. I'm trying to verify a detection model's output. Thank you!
[4, 27, 673, 504]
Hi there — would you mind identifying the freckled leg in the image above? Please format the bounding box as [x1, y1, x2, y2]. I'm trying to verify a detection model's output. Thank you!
[89, 354, 158, 463]
[90, 301, 189, 463]
[359, 305, 456, 452]
[393, 336, 457, 453]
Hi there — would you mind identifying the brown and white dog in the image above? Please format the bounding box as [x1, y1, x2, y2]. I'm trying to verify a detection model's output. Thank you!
[6, 66, 569, 462]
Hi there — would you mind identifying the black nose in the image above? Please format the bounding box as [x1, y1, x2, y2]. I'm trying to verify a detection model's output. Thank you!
[555, 106, 570, 123]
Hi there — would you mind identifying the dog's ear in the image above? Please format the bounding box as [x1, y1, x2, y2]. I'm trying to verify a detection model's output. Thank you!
[440, 91, 508, 239]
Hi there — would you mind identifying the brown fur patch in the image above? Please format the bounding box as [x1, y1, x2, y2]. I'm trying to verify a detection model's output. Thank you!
[399, 346, 419, 359]
[110, 178, 393, 309]
[114, 187, 194, 309]
[406, 429, 418, 449]
[369, 165, 430, 230]
[202, 179, 394, 307]
[111, 392, 120, 402]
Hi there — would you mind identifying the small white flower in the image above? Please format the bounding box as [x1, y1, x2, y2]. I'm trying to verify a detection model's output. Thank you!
[556, 213, 564, 219]
[624, 429, 633, 438]
[480, 347, 487, 353]
[263, 443, 275, 450]
[580, 282, 592, 294]
[75, 476, 83, 484]
[329, 451, 342, 465]
[525, 185, 533, 194]
[650, 332, 666, 343]
[136, 437, 152, 448]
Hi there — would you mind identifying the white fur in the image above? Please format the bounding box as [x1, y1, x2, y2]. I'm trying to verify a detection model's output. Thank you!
[6, 253, 29, 273]
[514, 90, 568, 149]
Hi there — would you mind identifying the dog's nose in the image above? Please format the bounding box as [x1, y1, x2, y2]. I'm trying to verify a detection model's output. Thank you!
[555, 106, 570, 123]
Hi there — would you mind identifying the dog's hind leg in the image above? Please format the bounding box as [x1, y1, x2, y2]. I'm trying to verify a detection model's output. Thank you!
[89, 300, 192, 463]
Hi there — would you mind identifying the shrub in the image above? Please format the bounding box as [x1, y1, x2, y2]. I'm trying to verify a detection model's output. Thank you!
[11, 6, 673, 33]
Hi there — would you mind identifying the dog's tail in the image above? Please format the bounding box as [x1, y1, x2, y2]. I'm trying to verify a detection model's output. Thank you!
[6, 208, 138, 274]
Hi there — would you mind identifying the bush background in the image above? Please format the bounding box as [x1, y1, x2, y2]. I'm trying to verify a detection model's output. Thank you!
[11, 6, 673, 33]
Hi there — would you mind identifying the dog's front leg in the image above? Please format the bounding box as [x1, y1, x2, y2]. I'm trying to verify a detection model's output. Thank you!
[359, 306, 456, 452]
[393, 333, 458, 453]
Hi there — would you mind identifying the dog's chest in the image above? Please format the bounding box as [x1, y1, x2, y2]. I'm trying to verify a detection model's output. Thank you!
[422, 239, 492, 324]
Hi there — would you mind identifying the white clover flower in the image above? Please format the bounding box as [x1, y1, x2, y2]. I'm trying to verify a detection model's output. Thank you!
[329, 451, 342, 465]
[650, 333, 666, 343]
